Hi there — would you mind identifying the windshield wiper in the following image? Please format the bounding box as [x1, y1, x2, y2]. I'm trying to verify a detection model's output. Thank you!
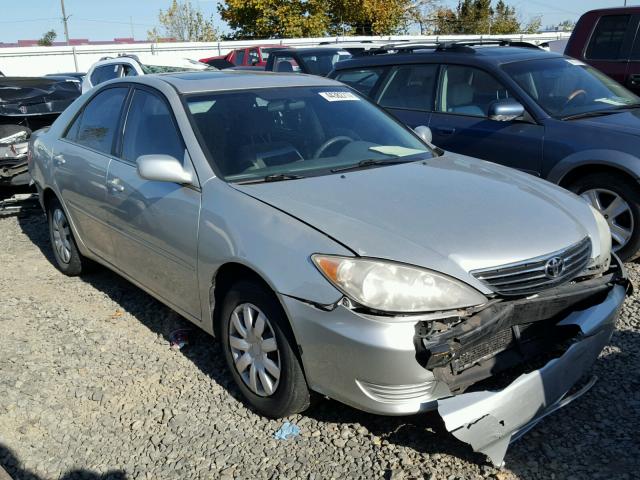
[562, 105, 640, 120]
[236, 173, 304, 184]
[330, 158, 409, 173]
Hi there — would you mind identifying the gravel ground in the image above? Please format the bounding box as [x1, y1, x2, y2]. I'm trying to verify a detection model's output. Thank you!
[0, 209, 639, 480]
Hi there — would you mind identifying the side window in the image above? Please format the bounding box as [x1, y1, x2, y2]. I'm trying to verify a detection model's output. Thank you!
[273, 54, 299, 72]
[122, 89, 185, 163]
[248, 49, 260, 65]
[334, 68, 385, 97]
[74, 87, 128, 154]
[235, 50, 246, 65]
[377, 64, 438, 110]
[90, 64, 121, 86]
[586, 15, 631, 60]
[123, 64, 137, 77]
[438, 65, 510, 117]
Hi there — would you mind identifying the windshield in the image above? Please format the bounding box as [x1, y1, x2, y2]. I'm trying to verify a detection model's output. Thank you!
[300, 51, 352, 76]
[503, 58, 640, 118]
[186, 86, 432, 182]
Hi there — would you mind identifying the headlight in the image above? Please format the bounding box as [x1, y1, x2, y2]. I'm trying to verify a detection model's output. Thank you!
[589, 205, 612, 270]
[312, 255, 487, 313]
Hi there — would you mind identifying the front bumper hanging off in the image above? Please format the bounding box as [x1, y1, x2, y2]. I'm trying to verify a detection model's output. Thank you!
[433, 260, 629, 466]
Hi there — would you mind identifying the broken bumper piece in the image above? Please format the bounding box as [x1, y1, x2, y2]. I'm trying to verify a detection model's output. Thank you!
[437, 282, 626, 466]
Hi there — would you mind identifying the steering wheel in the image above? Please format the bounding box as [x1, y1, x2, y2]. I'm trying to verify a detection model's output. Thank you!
[563, 89, 587, 109]
[313, 136, 353, 159]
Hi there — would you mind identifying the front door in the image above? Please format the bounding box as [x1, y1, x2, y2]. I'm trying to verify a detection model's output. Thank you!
[429, 64, 544, 175]
[53, 86, 129, 262]
[105, 88, 202, 319]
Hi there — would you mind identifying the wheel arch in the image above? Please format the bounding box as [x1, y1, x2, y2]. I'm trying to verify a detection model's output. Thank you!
[547, 150, 640, 187]
[558, 163, 640, 189]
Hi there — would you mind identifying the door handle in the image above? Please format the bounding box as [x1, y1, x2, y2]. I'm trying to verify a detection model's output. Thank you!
[107, 179, 124, 193]
[434, 127, 456, 136]
[53, 154, 66, 166]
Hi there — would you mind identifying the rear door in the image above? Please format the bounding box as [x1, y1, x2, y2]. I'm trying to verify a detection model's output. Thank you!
[104, 87, 201, 319]
[373, 64, 439, 129]
[626, 17, 640, 93]
[53, 86, 129, 262]
[582, 14, 638, 87]
[429, 64, 543, 175]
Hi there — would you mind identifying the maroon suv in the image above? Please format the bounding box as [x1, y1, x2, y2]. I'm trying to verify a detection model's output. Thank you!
[566, 7, 640, 94]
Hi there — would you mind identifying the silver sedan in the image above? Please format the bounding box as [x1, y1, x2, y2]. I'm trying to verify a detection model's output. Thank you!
[29, 71, 628, 465]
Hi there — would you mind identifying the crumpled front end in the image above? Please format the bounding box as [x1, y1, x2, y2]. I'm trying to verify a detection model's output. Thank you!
[282, 255, 628, 466]
[0, 126, 30, 186]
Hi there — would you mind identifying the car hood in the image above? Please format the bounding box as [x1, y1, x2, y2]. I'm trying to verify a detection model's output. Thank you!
[232, 154, 599, 293]
[571, 108, 640, 135]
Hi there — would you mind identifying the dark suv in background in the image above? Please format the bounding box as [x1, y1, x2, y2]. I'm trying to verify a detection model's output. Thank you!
[330, 41, 640, 261]
[566, 6, 640, 95]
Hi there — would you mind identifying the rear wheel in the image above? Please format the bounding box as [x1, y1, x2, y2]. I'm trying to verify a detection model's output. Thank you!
[568, 172, 640, 261]
[219, 280, 310, 418]
[47, 198, 87, 275]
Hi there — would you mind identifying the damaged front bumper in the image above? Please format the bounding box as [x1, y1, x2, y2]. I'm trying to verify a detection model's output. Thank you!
[281, 256, 628, 466]
[0, 129, 29, 186]
[437, 280, 625, 465]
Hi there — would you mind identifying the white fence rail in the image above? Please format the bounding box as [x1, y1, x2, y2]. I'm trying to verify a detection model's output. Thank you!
[0, 33, 571, 77]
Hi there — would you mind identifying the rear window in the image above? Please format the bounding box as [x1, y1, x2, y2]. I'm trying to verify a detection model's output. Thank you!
[585, 14, 631, 60]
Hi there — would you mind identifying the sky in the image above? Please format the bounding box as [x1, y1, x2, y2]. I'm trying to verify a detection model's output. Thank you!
[0, 0, 637, 43]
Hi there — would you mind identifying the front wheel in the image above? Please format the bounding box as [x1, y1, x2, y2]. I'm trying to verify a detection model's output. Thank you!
[569, 172, 640, 262]
[219, 280, 311, 418]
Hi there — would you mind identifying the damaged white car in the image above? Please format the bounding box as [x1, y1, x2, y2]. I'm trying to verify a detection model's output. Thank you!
[29, 72, 630, 466]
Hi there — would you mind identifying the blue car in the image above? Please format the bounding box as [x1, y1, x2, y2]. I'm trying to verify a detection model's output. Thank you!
[330, 41, 640, 261]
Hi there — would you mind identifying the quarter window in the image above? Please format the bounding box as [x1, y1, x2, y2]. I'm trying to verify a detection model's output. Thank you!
[334, 68, 385, 97]
[438, 65, 510, 117]
[71, 87, 128, 154]
[377, 64, 438, 111]
[122, 89, 185, 163]
[586, 15, 631, 60]
[235, 50, 246, 65]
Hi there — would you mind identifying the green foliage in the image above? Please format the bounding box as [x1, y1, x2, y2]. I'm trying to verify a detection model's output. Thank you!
[219, 0, 418, 39]
[148, 0, 218, 42]
[434, 0, 540, 35]
[219, 0, 329, 39]
[37, 29, 57, 47]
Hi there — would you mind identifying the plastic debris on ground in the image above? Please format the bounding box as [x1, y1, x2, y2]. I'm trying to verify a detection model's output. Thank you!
[169, 329, 191, 350]
[274, 421, 300, 440]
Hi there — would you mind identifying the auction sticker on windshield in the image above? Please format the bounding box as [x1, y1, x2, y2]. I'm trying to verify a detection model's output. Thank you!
[319, 91, 360, 102]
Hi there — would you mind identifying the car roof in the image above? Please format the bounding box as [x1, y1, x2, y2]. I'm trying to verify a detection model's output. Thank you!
[333, 45, 564, 71]
[141, 70, 343, 94]
[274, 47, 351, 54]
[583, 6, 640, 15]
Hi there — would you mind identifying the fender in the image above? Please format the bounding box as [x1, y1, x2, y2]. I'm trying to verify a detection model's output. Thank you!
[547, 149, 640, 185]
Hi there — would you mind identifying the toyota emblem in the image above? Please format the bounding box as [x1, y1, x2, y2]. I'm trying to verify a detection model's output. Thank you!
[544, 256, 565, 279]
[19, 105, 28, 114]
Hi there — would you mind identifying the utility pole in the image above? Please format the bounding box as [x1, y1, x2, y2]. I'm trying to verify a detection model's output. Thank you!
[60, 0, 70, 45]
[130, 16, 135, 40]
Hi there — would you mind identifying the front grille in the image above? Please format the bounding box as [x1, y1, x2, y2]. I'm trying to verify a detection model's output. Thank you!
[471, 237, 592, 296]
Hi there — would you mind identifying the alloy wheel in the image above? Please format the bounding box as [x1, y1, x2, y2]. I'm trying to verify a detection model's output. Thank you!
[228, 303, 281, 397]
[581, 188, 634, 251]
[52, 208, 72, 264]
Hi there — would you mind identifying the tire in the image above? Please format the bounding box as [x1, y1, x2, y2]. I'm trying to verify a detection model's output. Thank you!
[568, 172, 640, 262]
[219, 280, 310, 418]
[47, 197, 87, 276]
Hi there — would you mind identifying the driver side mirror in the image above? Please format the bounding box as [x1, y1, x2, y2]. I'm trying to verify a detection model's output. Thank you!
[413, 125, 433, 145]
[137, 154, 194, 185]
[488, 99, 525, 122]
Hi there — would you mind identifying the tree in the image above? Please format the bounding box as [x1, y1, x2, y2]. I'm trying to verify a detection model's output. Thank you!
[433, 0, 540, 35]
[219, 0, 413, 38]
[547, 19, 576, 32]
[37, 29, 57, 46]
[148, 0, 217, 42]
[404, 0, 439, 34]
[219, 0, 329, 39]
